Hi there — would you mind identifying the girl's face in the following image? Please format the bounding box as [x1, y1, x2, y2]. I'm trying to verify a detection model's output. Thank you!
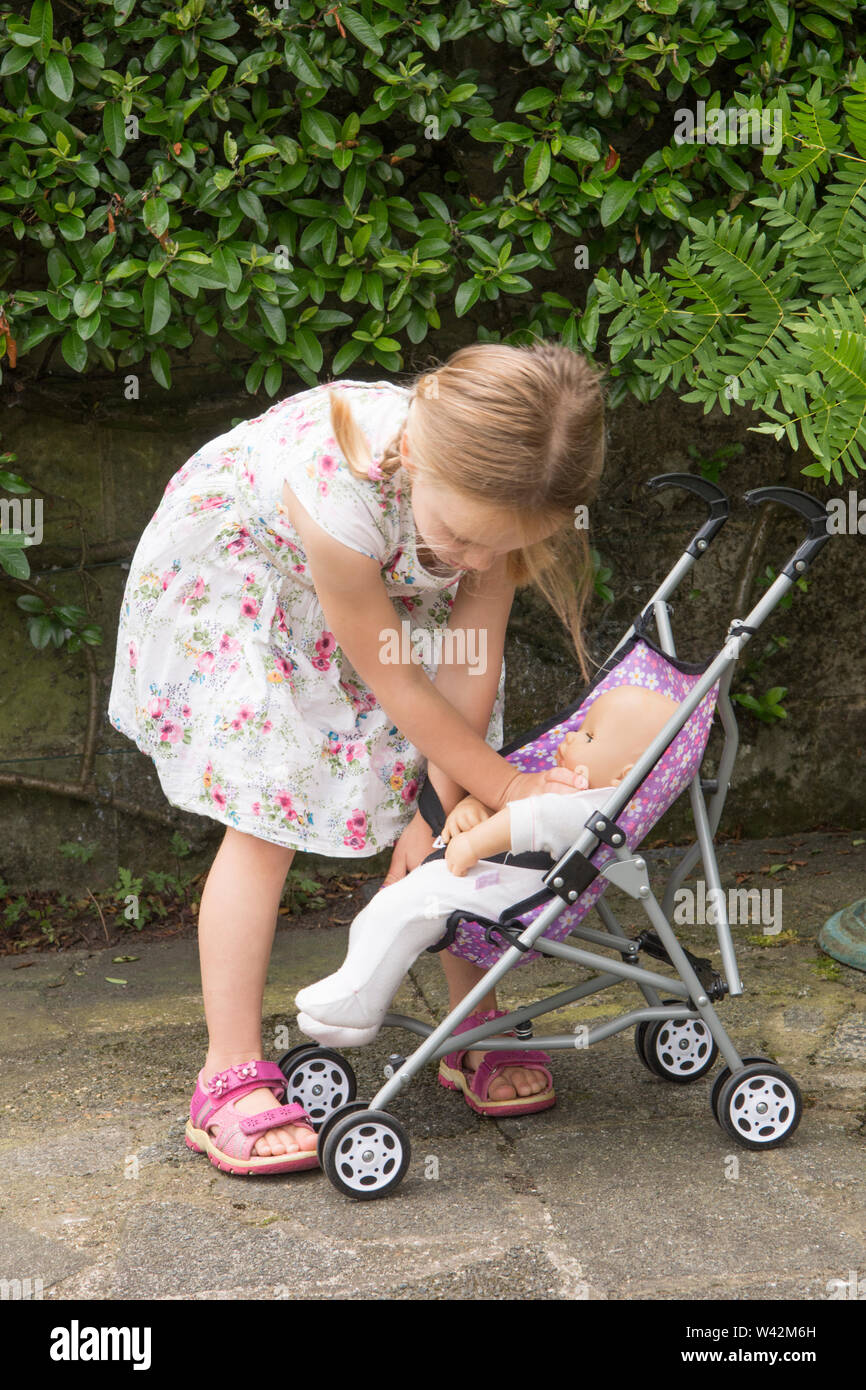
[401, 428, 559, 571]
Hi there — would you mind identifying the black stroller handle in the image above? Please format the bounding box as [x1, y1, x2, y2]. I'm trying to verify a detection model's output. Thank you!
[646, 473, 730, 556]
[743, 485, 832, 577]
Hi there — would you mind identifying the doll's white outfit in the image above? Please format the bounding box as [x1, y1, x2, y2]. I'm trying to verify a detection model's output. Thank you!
[295, 784, 615, 1045]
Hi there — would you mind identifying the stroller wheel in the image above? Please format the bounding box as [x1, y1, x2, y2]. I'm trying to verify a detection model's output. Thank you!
[709, 1055, 771, 1121]
[643, 1011, 719, 1083]
[634, 1021, 654, 1069]
[276, 1042, 319, 1072]
[279, 1047, 357, 1131]
[714, 1062, 803, 1150]
[322, 1109, 411, 1200]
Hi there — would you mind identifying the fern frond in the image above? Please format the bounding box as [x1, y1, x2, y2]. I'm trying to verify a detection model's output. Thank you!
[771, 99, 841, 188]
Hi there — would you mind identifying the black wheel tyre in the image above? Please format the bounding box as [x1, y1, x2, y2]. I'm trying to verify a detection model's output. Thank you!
[716, 1062, 802, 1150]
[276, 1043, 318, 1074]
[280, 1048, 357, 1130]
[643, 1012, 719, 1083]
[634, 1021, 653, 1070]
[710, 1055, 770, 1124]
[316, 1100, 369, 1155]
[322, 1109, 411, 1200]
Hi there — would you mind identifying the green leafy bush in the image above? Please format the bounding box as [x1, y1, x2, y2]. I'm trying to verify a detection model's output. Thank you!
[0, 0, 863, 481]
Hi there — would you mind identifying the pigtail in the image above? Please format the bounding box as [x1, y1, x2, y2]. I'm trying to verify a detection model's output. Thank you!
[328, 387, 404, 482]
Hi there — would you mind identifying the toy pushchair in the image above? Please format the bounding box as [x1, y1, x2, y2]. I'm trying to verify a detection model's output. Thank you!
[276, 475, 833, 1199]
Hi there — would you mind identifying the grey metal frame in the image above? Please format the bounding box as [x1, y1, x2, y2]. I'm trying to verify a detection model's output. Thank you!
[365, 495, 819, 1113]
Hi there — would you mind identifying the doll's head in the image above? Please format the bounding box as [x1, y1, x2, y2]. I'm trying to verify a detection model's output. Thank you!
[555, 684, 680, 790]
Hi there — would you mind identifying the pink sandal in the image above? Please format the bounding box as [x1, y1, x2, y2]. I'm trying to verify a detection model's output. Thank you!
[185, 1060, 319, 1175]
[438, 1009, 556, 1118]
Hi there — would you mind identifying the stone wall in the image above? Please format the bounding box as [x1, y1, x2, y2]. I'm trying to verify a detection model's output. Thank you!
[0, 369, 863, 892]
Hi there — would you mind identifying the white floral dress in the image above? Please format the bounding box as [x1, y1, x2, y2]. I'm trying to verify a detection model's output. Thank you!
[108, 380, 505, 854]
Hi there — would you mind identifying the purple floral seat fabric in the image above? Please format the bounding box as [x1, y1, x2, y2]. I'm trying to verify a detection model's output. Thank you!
[446, 639, 720, 970]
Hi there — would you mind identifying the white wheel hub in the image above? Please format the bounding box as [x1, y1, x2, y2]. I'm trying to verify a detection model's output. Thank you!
[653, 1018, 713, 1075]
[334, 1121, 403, 1192]
[287, 1058, 351, 1121]
[725, 1073, 798, 1143]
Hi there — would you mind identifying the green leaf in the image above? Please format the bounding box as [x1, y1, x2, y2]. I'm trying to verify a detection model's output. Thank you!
[142, 277, 171, 336]
[600, 180, 635, 227]
[150, 346, 171, 389]
[258, 300, 286, 344]
[61, 329, 87, 371]
[45, 54, 73, 103]
[237, 189, 266, 225]
[35, 0, 53, 60]
[455, 279, 481, 316]
[102, 102, 125, 156]
[242, 143, 279, 166]
[515, 87, 556, 113]
[0, 547, 30, 580]
[580, 299, 599, 349]
[73, 283, 103, 317]
[4, 121, 48, 145]
[801, 12, 838, 40]
[339, 7, 384, 57]
[1, 46, 32, 77]
[301, 108, 336, 150]
[332, 338, 366, 373]
[144, 196, 169, 237]
[211, 245, 242, 292]
[0, 469, 31, 495]
[283, 36, 324, 89]
[654, 186, 687, 219]
[560, 135, 602, 163]
[295, 325, 323, 371]
[766, 0, 790, 31]
[16, 594, 46, 614]
[524, 142, 551, 193]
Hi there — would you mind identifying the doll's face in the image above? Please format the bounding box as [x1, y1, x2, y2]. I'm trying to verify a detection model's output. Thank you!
[555, 686, 680, 788]
[400, 427, 558, 572]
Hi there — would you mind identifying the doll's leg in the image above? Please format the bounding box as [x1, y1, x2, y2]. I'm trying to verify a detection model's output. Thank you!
[295, 859, 545, 1044]
[295, 860, 456, 1036]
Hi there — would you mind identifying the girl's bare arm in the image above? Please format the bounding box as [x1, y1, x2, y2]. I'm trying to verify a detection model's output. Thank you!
[424, 555, 514, 815]
[287, 491, 537, 812]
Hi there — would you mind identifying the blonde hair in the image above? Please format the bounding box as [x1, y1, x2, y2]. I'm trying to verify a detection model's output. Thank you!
[327, 341, 606, 682]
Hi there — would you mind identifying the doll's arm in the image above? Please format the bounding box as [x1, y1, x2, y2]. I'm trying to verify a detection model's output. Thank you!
[445, 807, 512, 875]
[441, 795, 492, 841]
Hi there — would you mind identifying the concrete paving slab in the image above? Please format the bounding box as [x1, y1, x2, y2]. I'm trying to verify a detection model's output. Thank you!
[0, 831, 864, 1302]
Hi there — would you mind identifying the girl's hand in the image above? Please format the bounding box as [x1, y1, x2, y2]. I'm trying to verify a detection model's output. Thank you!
[499, 769, 556, 805]
[383, 808, 436, 886]
[544, 764, 590, 793]
[441, 796, 491, 842]
[445, 831, 479, 878]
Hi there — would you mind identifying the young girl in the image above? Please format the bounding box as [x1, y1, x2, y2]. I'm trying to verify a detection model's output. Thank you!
[108, 340, 605, 1174]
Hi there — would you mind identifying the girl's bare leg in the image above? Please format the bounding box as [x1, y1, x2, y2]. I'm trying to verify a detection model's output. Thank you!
[438, 950, 548, 1101]
[198, 826, 316, 1158]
